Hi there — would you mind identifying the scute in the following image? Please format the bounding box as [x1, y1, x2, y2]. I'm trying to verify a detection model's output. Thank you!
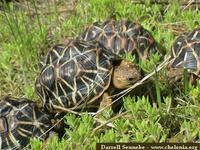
[0, 117, 7, 133]
[59, 60, 77, 83]
[171, 34, 187, 56]
[40, 65, 55, 90]
[184, 50, 197, 70]
[44, 44, 66, 66]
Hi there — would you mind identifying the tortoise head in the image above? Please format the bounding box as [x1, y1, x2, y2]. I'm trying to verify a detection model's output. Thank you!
[112, 60, 141, 89]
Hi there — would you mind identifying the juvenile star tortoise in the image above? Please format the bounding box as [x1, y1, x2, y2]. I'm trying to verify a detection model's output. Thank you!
[0, 97, 52, 150]
[35, 20, 158, 113]
[35, 41, 137, 112]
[167, 28, 200, 83]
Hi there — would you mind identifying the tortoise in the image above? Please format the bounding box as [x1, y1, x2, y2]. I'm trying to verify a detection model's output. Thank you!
[167, 28, 200, 83]
[0, 96, 52, 150]
[35, 20, 159, 113]
[79, 19, 158, 61]
[35, 40, 141, 113]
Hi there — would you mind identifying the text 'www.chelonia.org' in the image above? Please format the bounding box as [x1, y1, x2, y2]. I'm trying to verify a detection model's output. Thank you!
[96, 143, 199, 150]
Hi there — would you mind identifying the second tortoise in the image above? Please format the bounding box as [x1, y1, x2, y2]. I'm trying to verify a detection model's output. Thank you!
[167, 28, 200, 84]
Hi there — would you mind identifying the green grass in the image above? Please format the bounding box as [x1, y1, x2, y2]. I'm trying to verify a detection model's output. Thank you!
[0, 0, 200, 149]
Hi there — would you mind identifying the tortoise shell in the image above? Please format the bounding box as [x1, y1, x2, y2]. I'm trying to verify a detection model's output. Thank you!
[35, 40, 113, 112]
[170, 28, 200, 76]
[0, 97, 52, 150]
[79, 19, 157, 61]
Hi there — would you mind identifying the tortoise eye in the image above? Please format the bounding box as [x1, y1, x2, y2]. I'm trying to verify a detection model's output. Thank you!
[128, 77, 135, 81]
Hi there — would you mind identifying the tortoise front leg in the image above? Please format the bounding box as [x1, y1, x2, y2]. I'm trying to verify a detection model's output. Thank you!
[99, 92, 113, 111]
[94, 92, 113, 118]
